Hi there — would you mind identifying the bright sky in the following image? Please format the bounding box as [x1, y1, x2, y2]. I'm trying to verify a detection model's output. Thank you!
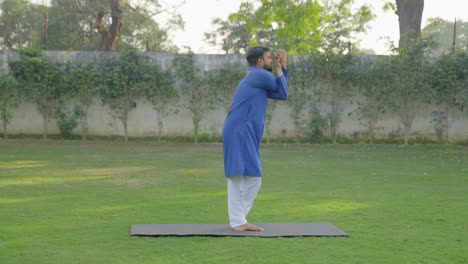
[170, 0, 468, 54]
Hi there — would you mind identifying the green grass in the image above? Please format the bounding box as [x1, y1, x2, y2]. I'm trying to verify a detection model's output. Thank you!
[0, 140, 467, 264]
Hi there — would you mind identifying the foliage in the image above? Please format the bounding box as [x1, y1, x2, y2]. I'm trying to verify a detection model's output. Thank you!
[353, 56, 393, 143]
[0, 0, 42, 49]
[382, 38, 433, 144]
[173, 49, 216, 143]
[0, 74, 19, 139]
[308, 101, 329, 142]
[205, 62, 245, 113]
[99, 50, 150, 141]
[53, 105, 84, 139]
[423, 18, 468, 55]
[144, 64, 178, 141]
[430, 111, 446, 143]
[205, 0, 373, 55]
[429, 51, 468, 112]
[318, 0, 374, 54]
[8, 48, 67, 139]
[204, 2, 255, 54]
[0, 0, 183, 51]
[287, 57, 315, 140]
[311, 51, 359, 143]
[64, 61, 100, 140]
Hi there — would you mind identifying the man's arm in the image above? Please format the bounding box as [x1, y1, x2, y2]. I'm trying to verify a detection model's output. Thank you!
[268, 49, 288, 100]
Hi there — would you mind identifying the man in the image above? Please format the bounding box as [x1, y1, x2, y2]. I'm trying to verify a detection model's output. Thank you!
[223, 46, 288, 232]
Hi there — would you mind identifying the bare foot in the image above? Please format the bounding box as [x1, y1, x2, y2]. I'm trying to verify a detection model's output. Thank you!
[232, 223, 264, 232]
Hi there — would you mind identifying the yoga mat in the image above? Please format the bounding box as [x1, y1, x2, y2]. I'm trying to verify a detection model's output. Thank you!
[130, 222, 348, 237]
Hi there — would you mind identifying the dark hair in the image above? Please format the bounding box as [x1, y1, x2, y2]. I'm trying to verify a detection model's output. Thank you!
[246, 46, 270, 66]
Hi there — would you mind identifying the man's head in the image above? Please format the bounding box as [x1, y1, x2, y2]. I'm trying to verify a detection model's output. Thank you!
[246, 46, 273, 72]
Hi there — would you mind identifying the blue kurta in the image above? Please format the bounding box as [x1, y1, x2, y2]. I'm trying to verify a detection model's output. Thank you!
[223, 66, 289, 177]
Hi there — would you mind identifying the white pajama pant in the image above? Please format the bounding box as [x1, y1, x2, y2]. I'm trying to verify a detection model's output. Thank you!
[227, 176, 262, 228]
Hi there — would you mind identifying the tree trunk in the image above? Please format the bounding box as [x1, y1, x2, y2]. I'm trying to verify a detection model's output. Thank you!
[2, 119, 7, 139]
[193, 119, 199, 143]
[42, 3, 48, 49]
[81, 105, 89, 141]
[265, 101, 277, 144]
[157, 110, 163, 142]
[123, 119, 128, 142]
[395, 0, 424, 47]
[96, 0, 124, 51]
[329, 84, 339, 144]
[43, 112, 49, 140]
[445, 104, 449, 143]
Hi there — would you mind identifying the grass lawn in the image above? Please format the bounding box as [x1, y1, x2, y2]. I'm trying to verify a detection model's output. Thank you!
[0, 140, 467, 264]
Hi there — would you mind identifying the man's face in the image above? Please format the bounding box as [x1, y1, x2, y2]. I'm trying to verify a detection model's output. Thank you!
[259, 51, 273, 72]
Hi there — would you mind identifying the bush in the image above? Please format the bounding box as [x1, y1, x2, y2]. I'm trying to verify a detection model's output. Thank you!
[308, 103, 329, 143]
[54, 105, 84, 139]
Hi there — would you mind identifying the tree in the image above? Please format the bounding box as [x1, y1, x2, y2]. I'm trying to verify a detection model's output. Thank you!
[204, 2, 256, 54]
[319, 0, 374, 53]
[248, 0, 323, 54]
[205, 0, 373, 55]
[264, 100, 277, 144]
[428, 51, 468, 142]
[287, 57, 315, 141]
[9, 48, 66, 140]
[353, 56, 393, 143]
[0, 0, 183, 51]
[206, 62, 245, 113]
[395, 0, 424, 48]
[65, 61, 100, 140]
[423, 18, 468, 56]
[0, 74, 19, 139]
[144, 64, 178, 141]
[93, 0, 184, 51]
[0, 0, 42, 49]
[312, 51, 358, 143]
[383, 0, 424, 49]
[173, 50, 216, 143]
[99, 50, 150, 141]
[385, 39, 432, 144]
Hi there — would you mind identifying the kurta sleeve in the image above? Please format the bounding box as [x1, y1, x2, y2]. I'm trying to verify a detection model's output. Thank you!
[267, 66, 289, 100]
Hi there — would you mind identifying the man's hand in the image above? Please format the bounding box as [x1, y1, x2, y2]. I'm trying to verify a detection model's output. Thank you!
[274, 51, 283, 77]
[276, 49, 287, 68]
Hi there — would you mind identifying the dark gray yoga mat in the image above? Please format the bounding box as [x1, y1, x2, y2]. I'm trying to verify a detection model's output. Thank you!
[130, 222, 348, 237]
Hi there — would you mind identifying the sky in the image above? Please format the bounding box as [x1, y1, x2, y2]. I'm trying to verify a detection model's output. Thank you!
[169, 0, 468, 54]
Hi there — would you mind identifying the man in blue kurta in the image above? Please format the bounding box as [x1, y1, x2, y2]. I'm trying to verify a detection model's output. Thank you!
[223, 46, 288, 232]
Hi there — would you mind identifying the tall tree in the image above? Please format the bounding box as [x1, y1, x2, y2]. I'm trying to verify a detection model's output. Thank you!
[383, 0, 424, 48]
[395, 0, 424, 47]
[95, 0, 124, 51]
